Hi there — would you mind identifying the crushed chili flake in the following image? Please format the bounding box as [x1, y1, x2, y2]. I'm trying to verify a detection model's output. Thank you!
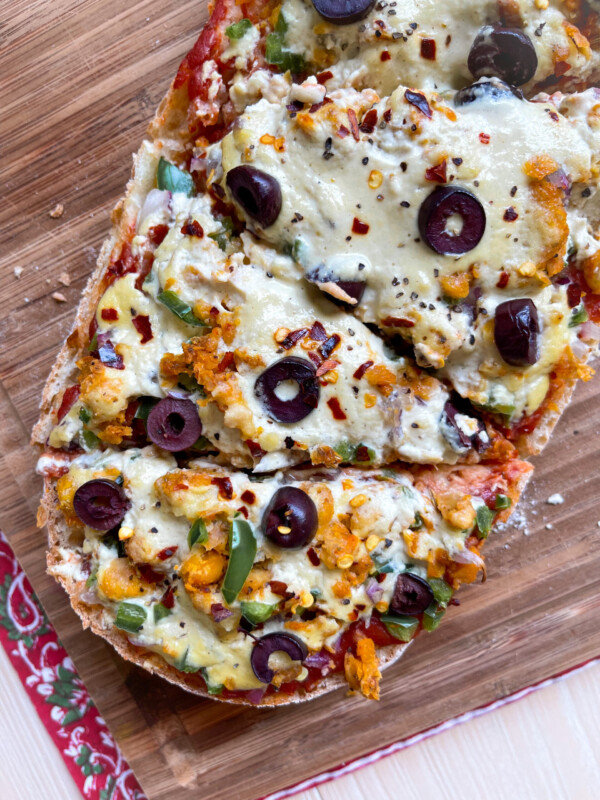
[382, 316, 415, 328]
[353, 360, 374, 380]
[347, 108, 360, 141]
[359, 108, 378, 133]
[241, 490, 256, 505]
[269, 580, 294, 599]
[352, 217, 370, 235]
[281, 327, 309, 349]
[157, 546, 178, 561]
[355, 446, 371, 462]
[425, 159, 447, 184]
[567, 282, 582, 308]
[309, 320, 327, 341]
[383, 108, 392, 123]
[181, 219, 204, 237]
[137, 563, 164, 584]
[217, 351, 236, 372]
[148, 224, 169, 246]
[320, 334, 341, 358]
[101, 308, 119, 322]
[479, 132, 491, 144]
[309, 97, 333, 114]
[211, 476, 233, 500]
[497, 271, 510, 289]
[404, 89, 432, 118]
[337, 125, 350, 138]
[161, 585, 175, 609]
[134, 251, 154, 291]
[132, 315, 153, 344]
[307, 548, 321, 567]
[327, 397, 347, 420]
[307, 351, 322, 367]
[554, 60, 571, 77]
[316, 359, 339, 377]
[57, 385, 80, 422]
[380, 50, 391, 62]
[503, 206, 518, 222]
[316, 70, 333, 84]
[245, 439, 266, 458]
[420, 38, 436, 60]
[237, 506, 249, 519]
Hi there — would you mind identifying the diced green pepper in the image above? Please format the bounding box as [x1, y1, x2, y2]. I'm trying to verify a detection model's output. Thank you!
[409, 512, 424, 531]
[264, 13, 305, 75]
[188, 518, 208, 550]
[494, 493, 512, 510]
[569, 304, 588, 327]
[200, 667, 224, 695]
[380, 612, 419, 643]
[173, 648, 201, 673]
[88, 332, 98, 352]
[240, 601, 277, 626]
[156, 157, 194, 196]
[85, 565, 98, 589]
[79, 406, 92, 424]
[225, 18, 253, 39]
[82, 429, 100, 451]
[476, 504, 494, 538]
[115, 602, 147, 633]
[157, 290, 208, 327]
[334, 441, 376, 465]
[153, 603, 172, 624]
[134, 396, 160, 420]
[428, 577, 453, 607]
[422, 602, 445, 632]
[222, 519, 257, 605]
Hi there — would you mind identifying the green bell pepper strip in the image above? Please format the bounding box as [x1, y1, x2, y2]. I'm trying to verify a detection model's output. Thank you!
[156, 157, 194, 196]
[226, 19, 252, 39]
[494, 493, 512, 510]
[134, 396, 159, 420]
[475, 504, 494, 538]
[157, 290, 208, 327]
[115, 602, 147, 633]
[153, 603, 172, 624]
[428, 577, 453, 606]
[240, 601, 277, 626]
[188, 518, 208, 550]
[422, 602, 445, 632]
[222, 519, 257, 605]
[380, 612, 420, 643]
[79, 405, 92, 423]
[569, 304, 588, 327]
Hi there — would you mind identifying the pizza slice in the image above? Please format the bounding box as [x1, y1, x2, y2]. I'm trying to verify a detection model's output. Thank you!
[39, 445, 531, 704]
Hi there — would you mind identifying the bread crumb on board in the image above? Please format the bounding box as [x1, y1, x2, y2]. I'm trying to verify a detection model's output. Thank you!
[13, 266, 23, 279]
[546, 493, 565, 505]
[58, 271, 71, 286]
[49, 203, 64, 219]
[52, 292, 67, 303]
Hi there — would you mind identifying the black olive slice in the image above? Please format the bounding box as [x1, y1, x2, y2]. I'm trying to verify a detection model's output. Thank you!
[418, 186, 486, 256]
[454, 78, 524, 107]
[262, 487, 318, 548]
[493, 298, 540, 367]
[311, 0, 375, 25]
[442, 399, 489, 454]
[333, 280, 366, 304]
[250, 632, 308, 684]
[73, 479, 131, 531]
[226, 165, 282, 228]
[254, 357, 320, 423]
[146, 397, 202, 452]
[390, 573, 434, 616]
[468, 26, 538, 87]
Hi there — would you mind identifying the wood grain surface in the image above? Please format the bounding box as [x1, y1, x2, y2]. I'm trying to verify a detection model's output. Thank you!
[1, 2, 600, 799]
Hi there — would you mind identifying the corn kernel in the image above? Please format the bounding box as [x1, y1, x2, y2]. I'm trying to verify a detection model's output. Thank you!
[364, 393, 377, 408]
[118, 526, 135, 541]
[518, 261, 537, 277]
[349, 494, 367, 509]
[300, 591, 314, 608]
[342, 479, 354, 490]
[375, 601, 388, 613]
[297, 666, 309, 681]
[368, 169, 383, 189]
[337, 555, 354, 570]
[365, 534, 380, 552]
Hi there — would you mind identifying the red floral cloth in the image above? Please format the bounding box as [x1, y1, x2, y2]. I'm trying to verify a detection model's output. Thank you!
[0, 532, 146, 800]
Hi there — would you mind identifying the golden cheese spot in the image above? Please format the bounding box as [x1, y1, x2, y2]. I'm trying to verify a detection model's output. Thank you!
[436, 493, 477, 530]
[310, 445, 343, 468]
[364, 393, 377, 408]
[439, 272, 470, 299]
[364, 364, 397, 397]
[581, 250, 600, 293]
[344, 637, 381, 700]
[77, 356, 128, 423]
[181, 549, 226, 592]
[317, 520, 361, 570]
[97, 558, 151, 601]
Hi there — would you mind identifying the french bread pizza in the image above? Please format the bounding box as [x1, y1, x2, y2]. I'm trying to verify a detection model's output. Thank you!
[33, 0, 599, 705]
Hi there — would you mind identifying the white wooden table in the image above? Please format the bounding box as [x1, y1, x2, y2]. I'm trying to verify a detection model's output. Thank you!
[1, 641, 599, 800]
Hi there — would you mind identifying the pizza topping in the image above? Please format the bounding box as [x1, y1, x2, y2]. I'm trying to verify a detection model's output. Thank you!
[73, 479, 131, 532]
[442, 400, 489, 454]
[146, 398, 203, 452]
[254, 357, 320, 423]
[390, 573, 434, 616]
[226, 165, 282, 228]
[418, 186, 486, 256]
[262, 487, 318, 549]
[468, 26, 538, 87]
[251, 632, 308, 685]
[494, 299, 540, 367]
[311, 0, 375, 26]
[454, 79, 524, 107]
[156, 158, 195, 197]
[221, 518, 257, 605]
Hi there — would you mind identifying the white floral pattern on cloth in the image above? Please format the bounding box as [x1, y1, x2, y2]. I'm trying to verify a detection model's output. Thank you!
[0, 531, 147, 800]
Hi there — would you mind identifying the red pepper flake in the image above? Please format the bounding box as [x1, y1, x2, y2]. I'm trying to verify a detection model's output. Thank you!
[359, 108, 378, 133]
[211, 476, 233, 500]
[269, 580, 294, 599]
[148, 224, 169, 246]
[352, 217, 370, 235]
[496, 271, 510, 289]
[479, 132, 491, 144]
[217, 351, 236, 372]
[316, 70, 333, 84]
[309, 320, 327, 341]
[420, 38, 437, 60]
[309, 96, 333, 114]
[316, 359, 339, 377]
[425, 159, 447, 184]
[307, 351, 322, 367]
[241, 490, 256, 505]
[210, 306, 219, 316]
[327, 397, 347, 420]
[210, 603, 232, 621]
[548, 110, 559, 122]
[107, 242, 137, 283]
[161, 585, 175, 609]
[181, 219, 204, 237]
[101, 307, 119, 322]
[306, 548, 321, 567]
[319, 334, 340, 358]
[383, 108, 392, 123]
[245, 439, 266, 458]
[347, 108, 360, 141]
[237, 506, 249, 519]
[554, 60, 571, 77]
[337, 125, 350, 138]
[132, 314, 153, 344]
[281, 327, 309, 349]
[380, 50, 391, 62]
[353, 360, 374, 380]
[157, 546, 178, 561]
[503, 206, 518, 222]
[57, 385, 80, 422]
[137, 563, 164, 584]
[134, 251, 154, 291]
[355, 446, 371, 462]
[567, 282, 582, 308]
[404, 89, 432, 119]
[382, 315, 415, 328]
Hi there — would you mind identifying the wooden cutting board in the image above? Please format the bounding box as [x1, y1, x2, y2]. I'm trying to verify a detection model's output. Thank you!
[2, 2, 600, 798]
